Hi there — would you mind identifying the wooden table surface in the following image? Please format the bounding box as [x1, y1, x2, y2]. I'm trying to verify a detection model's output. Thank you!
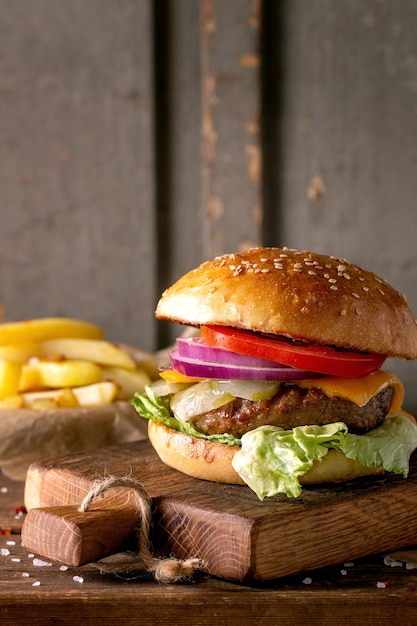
[2, 471, 417, 626]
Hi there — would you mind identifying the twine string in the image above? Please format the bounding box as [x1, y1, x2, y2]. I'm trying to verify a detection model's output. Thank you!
[78, 476, 204, 583]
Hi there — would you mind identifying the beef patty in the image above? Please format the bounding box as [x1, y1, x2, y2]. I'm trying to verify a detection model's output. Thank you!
[192, 384, 395, 438]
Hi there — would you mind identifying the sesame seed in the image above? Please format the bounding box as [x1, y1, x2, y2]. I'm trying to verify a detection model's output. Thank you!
[324, 273, 330, 279]
[274, 263, 284, 269]
[340, 309, 347, 316]
[328, 278, 337, 284]
[308, 270, 317, 276]
[208, 287, 216, 293]
[362, 286, 369, 292]
[337, 264, 346, 273]
[352, 293, 360, 299]
[294, 263, 303, 269]
[330, 285, 338, 290]
[343, 273, 351, 280]
[260, 257, 268, 262]
[261, 268, 270, 273]
[229, 265, 236, 271]
[378, 288, 385, 295]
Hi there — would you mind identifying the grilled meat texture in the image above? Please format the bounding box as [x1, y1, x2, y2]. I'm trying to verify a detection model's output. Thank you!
[191, 384, 395, 438]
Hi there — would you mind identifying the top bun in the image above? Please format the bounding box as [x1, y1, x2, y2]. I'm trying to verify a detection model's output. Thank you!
[156, 247, 417, 359]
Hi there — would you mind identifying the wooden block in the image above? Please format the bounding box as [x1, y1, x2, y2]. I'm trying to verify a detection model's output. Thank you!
[22, 505, 139, 567]
[24, 440, 417, 582]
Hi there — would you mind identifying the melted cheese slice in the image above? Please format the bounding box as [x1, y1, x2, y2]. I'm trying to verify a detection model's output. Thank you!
[161, 367, 409, 419]
[297, 370, 404, 412]
[159, 369, 204, 383]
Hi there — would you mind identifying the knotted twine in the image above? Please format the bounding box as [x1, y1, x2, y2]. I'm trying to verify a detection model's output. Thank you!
[78, 476, 204, 583]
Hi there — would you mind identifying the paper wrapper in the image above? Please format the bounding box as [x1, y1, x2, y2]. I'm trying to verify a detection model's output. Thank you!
[0, 401, 148, 481]
[0, 331, 197, 481]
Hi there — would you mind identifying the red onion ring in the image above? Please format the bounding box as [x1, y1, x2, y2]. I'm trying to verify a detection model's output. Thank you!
[169, 349, 319, 381]
[176, 337, 285, 368]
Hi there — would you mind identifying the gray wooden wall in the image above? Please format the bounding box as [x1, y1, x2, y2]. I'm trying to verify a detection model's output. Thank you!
[1, 1, 417, 409]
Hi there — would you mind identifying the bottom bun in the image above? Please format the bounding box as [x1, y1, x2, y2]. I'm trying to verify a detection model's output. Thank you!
[147, 420, 384, 487]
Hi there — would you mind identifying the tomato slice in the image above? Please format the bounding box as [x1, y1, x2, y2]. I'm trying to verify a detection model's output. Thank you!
[200, 326, 386, 378]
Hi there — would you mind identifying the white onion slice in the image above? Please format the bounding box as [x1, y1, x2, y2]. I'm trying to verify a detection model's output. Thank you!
[171, 378, 280, 422]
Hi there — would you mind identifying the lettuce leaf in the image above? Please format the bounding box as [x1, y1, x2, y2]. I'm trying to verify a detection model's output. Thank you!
[133, 387, 417, 500]
[132, 386, 241, 447]
[232, 416, 417, 499]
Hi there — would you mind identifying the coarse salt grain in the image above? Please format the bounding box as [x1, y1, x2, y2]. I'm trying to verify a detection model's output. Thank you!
[384, 555, 403, 568]
[341, 569, 347, 576]
[60, 565, 68, 571]
[0, 487, 8, 494]
[1, 548, 10, 556]
[406, 562, 417, 570]
[32, 581, 41, 587]
[11, 558, 21, 563]
[377, 580, 390, 588]
[302, 577, 312, 585]
[6, 540, 15, 546]
[22, 572, 30, 577]
[73, 576, 84, 584]
[33, 558, 52, 567]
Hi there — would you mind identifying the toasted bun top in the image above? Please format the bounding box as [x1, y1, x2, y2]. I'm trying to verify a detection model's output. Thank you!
[156, 247, 417, 359]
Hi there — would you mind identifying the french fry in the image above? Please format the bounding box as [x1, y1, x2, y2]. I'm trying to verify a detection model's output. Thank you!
[72, 381, 119, 406]
[0, 394, 23, 408]
[0, 343, 45, 363]
[30, 398, 61, 410]
[101, 365, 152, 400]
[0, 317, 152, 412]
[0, 360, 21, 399]
[19, 360, 103, 391]
[41, 338, 137, 370]
[21, 387, 79, 409]
[0, 318, 103, 346]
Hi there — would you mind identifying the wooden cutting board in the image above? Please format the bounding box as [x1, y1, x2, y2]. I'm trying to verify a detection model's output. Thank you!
[23, 440, 417, 582]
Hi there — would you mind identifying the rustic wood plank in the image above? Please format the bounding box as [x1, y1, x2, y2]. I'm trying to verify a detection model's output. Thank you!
[262, 0, 417, 413]
[200, 0, 263, 260]
[3, 481, 417, 624]
[0, 0, 157, 350]
[23, 439, 417, 582]
[155, 0, 264, 346]
[1, 535, 417, 626]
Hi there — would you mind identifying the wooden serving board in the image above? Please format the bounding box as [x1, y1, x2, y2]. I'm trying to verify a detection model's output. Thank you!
[23, 440, 417, 582]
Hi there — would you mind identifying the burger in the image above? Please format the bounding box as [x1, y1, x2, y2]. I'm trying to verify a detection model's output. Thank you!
[133, 247, 417, 499]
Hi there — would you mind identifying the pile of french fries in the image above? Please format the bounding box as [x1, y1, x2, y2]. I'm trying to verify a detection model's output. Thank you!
[0, 317, 153, 410]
